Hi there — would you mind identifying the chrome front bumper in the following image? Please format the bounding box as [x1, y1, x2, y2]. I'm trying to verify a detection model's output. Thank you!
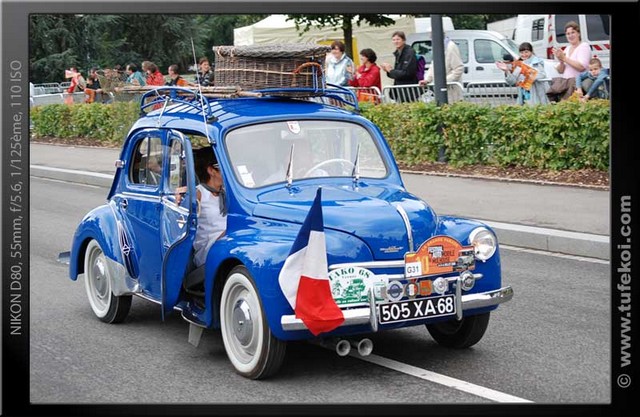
[280, 286, 513, 332]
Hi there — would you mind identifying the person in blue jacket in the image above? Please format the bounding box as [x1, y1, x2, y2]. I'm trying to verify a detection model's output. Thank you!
[576, 57, 609, 101]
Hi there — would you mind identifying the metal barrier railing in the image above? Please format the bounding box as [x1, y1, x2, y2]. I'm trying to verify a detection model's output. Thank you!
[33, 80, 567, 107]
[464, 81, 518, 106]
[30, 92, 87, 107]
[32, 82, 66, 95]
[381, 82, 465, 104]
[346, 86, 383, 104]
[381, 84, 428, 103]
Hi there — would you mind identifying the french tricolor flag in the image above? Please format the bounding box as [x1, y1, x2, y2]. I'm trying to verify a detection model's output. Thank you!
[278, 188, 345, 336]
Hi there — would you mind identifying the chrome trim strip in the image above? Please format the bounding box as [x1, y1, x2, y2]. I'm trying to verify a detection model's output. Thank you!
[454, 276, 463, 321]
[280, 285, 513, 331]
[161, 195, 189, 215]
[281, 307, 371, 331]
[119, 191, 162, 202]
[393, 203, 414, 252]
[368, 286, 378, 332]
[133, 291, 162, 305]
[461, 286, 514, 311]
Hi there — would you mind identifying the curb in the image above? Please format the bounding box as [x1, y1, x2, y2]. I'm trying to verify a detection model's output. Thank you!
[478, 219, 609, 261]
[30, 165, 610, 261]
[30, 165, 113, 188]
[399, 169, 610, 191]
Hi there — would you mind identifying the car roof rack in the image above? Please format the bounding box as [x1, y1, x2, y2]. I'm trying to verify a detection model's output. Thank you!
[138, 86, 216, 117]
[255, 84, 360, 111]
[130, 84, 359, 119]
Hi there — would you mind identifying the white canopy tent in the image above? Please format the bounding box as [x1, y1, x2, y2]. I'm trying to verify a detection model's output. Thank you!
[234, 14, 425, 87]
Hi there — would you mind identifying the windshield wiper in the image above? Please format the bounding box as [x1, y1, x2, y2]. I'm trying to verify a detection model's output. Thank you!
[351, 143, 361, 184]
[286, 143, 295, 188]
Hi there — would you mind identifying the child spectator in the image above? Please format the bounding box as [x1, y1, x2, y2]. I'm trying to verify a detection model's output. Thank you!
[496, 42, 549, 106]
[84, 67, 104, 103]
[576, 58, 609, 101]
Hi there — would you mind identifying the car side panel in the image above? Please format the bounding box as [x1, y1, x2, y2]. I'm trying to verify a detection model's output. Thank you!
[69, 202, 137, 284]
[200, 215, 375, 340]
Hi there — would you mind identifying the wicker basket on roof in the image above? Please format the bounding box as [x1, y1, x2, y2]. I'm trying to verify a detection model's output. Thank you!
[213, 43, 330, 94]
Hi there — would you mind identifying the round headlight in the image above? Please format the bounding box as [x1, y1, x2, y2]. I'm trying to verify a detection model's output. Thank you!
[469, 227, 497, 261]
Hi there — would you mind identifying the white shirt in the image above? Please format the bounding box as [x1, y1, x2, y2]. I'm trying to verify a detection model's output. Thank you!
[193, 184, 226, 267]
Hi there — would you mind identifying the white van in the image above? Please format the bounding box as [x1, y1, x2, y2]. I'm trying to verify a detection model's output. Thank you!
[513, 14, 610, 68]
[407, 30, 521, 85]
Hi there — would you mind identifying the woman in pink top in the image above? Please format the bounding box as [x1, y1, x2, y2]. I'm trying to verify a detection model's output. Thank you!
[553, 21, 592, 80]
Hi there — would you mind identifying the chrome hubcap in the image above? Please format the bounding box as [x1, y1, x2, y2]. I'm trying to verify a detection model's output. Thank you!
[85, 241, 111, 317]
[92, 257, 108, 302]
[232, 299, 253, 346]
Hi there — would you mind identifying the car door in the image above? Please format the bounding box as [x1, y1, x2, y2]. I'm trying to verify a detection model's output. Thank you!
[121, 129, 165, 299]
[472, 39, 514, 82]
[160, 130, 197, 317]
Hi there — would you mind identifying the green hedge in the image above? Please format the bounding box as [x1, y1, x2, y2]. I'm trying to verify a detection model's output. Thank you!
[361, 100, 610, 170]
[31, 100, 610, 170]
[30, 102, 140, 145]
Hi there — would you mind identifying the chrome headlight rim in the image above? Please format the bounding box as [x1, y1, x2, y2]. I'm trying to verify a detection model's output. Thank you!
[469, 227, 497, 261]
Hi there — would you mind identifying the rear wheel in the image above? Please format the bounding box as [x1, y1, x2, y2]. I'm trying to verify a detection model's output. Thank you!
[84, 239, 132, 324]
[220, 266, 286, 379]
[426, 312, 490, 349]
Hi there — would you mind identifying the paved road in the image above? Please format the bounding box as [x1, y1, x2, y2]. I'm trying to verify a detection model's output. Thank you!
[30, 143, 610, 259]
[30, 177, 610, 404]
[30, 143, 609, 235]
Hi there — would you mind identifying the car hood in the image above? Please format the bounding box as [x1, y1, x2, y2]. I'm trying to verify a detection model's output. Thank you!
[252, 184, 438, 260]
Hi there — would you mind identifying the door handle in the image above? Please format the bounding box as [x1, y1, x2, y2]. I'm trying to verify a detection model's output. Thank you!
[464, 67, 468, 74]
[476, 67, 484, 71]
[119, 198, 128, 210]
[177, 215, 187, 228]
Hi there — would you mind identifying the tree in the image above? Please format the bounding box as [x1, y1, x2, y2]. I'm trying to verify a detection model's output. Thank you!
[287, 14, 397, 59]
[450, 14, 515, 30]
[29, 14, 267, 83]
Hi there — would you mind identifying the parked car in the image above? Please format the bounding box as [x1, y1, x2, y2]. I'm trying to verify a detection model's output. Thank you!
[63, 86, 513, 379]
[408, 30, 521, 85]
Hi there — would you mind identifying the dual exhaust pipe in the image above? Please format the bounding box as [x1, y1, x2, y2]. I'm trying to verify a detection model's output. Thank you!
[312, 337, 373, 357]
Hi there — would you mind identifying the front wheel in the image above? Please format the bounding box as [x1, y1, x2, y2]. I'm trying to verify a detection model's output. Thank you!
[426, 312, 490, 349]
[84, 239, 132, 324]
[220, 266, 286, 379]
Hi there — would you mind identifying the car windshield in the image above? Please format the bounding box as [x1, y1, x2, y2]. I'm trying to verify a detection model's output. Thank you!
[225, 120, 388, 188]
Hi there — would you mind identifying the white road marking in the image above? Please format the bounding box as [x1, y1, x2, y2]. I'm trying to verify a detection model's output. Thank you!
[501, 245, 609, 265]
[475, 219, 609, 243]
[351, 352, 533, 403]
[31, 175, 103, 189]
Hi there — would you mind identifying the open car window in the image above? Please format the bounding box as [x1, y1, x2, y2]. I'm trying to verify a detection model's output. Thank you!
[225, 120, 388, 188]
[129, 135, 163, 187]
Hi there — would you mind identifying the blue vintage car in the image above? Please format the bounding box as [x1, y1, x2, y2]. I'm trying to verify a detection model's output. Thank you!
[66, 86, 513, 379]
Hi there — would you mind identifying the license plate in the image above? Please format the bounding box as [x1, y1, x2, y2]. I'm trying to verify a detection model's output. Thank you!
[378, 295, 456, 324]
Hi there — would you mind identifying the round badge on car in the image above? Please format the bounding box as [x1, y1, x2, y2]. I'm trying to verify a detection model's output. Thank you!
[386, 280, 404, 302]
